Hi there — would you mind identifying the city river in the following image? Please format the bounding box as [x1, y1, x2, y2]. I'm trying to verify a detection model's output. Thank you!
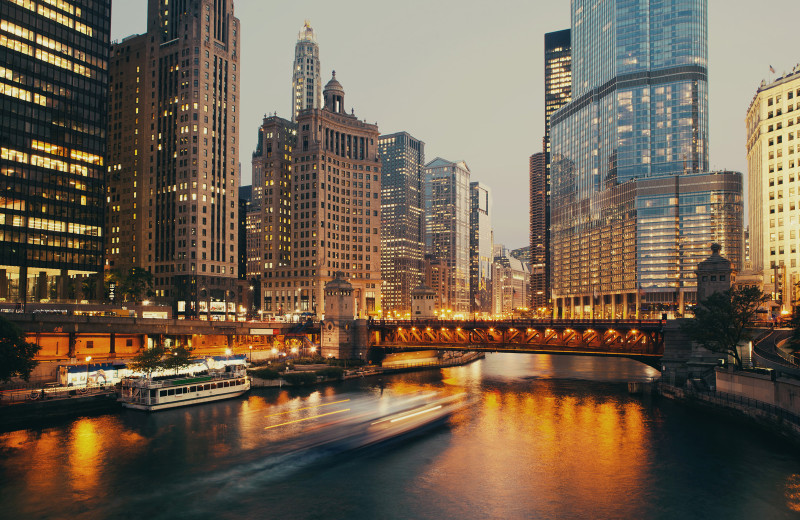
[2, 353, 800, 519]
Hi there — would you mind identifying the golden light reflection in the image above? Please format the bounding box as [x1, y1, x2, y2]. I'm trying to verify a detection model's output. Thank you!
[787, 474, 800, 512]
[68, 419, 102, 495]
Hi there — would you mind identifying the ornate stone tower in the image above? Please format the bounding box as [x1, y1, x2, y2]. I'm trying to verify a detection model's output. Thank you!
[321, 272, 354, 358]
[292, 21, 321, 122]
[696, 244, 734, 303]
[411, 284, 436, 319]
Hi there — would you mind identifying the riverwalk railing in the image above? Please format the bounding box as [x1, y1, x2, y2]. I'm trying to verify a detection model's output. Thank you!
[682, 386, 800, 427]
[0, 384, 117, 405]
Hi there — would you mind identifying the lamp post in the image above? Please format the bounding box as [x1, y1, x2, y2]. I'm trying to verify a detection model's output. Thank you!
[248, 345, 252, 363]
[84, 356, 92, 386]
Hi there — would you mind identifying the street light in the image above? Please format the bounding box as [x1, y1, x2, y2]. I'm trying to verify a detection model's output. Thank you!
[85, 356, 92, 386]
[248, 345, 252, 363]
[225, 348, 232, 357]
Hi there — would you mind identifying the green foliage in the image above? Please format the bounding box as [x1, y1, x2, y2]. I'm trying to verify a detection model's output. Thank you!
[684, 286, 770, 369]
[122, 267, 155, 303]
[282, 372, 318, 386]
[788, 312, 800, 352]
[325, 358, 365, 368]
[161, 344, 195, 374]
[0, 316, 41, 382]
[317, 366, 344, 380]
[127, 344, 166, 376]
[250, 367, 280, 380]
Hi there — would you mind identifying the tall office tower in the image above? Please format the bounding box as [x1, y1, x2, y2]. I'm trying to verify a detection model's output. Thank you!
[262, 72, 381, 317]
[542, 30, 571, 309]
[249, 114, 296, 316]
[424, 158, 471, 313]
[746, 68, 800, 313]
[378, 132, 425, 314]
[238, 185, 251, 282]
[469, 181, 492, 315]
[108, 0, 240, 319]
[0, 0, 111, 303]
[291, 21, 321, 123]
[529, 152, 546, 311]
[550, 0, 742, 319]
[491, 244, 530, 317]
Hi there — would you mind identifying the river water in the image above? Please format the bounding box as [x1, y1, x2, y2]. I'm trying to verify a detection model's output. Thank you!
[2, 353, 800, 520]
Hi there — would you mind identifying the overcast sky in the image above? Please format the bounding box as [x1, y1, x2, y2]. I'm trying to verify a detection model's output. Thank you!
[110, 0, 799, 250]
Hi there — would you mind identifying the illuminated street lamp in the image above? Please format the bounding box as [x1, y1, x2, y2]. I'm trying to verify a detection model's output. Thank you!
[84, 356, 92, 386]
[248, 345, 253, 362]
[225, 348, 232, 356]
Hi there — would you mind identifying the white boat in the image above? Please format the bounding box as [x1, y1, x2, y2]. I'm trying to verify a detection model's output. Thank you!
[119, 365, 250, 411]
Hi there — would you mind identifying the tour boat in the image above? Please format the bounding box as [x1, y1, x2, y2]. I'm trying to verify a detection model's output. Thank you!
[119, 365, 250, 411]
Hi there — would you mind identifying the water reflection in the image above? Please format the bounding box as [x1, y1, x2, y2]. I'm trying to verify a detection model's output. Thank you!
[0, 353, 798, 520]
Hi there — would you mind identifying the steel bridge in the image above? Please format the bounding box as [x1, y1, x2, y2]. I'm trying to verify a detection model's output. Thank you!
[369, 319, 665, 368]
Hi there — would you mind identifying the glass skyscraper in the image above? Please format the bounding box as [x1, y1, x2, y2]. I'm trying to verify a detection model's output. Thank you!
[0, 0, 111, 304]
[379, 132, 425, 314]
[469, 181, 492, 314]
[424, 158, 471, 313]
[550, 0, 741, 318]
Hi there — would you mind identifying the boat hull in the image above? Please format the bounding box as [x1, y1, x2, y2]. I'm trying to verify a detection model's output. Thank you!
[121, 385, 250, 411]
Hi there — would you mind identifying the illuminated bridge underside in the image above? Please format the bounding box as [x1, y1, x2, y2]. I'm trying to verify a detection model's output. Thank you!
[372, 321, 664, 367]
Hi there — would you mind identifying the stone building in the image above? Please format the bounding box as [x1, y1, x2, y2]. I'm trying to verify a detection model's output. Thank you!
[107, 0, 241, 319]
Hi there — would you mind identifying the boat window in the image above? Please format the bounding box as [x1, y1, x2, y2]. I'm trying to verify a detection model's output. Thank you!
[160, 390, 167, 397]
[176, 388, 184, 394]
[224, 381, 229, 388]
[204, 384, 210, 391]
[168, 389, 175, 396]
[190, 386, 196, 392]
[150, 390, 157, 398]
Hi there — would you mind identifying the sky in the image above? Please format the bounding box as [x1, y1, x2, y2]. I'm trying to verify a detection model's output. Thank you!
[110, 0, 800, 250]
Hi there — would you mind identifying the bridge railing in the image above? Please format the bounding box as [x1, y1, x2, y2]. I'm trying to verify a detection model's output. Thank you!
[0, 383, 117, 405]
[373, 318, 664, 328]
[683, 386, 800, 427]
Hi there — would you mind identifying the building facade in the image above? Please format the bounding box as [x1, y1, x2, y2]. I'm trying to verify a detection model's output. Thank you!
[424, 158, 471, 313]
[260, 72, 382, 318]
[107, 0, 240, 319]
[0, 0, 111, 303]
[542, 29, 572, 311]
[550, 0, 741, 319]
[291, 21, 321, 123]
[529, 152, 546, 312]
[469, 181, 492, 315]
[378, 131, 425, 314]
[249, 115, 296, 316]
[491, 245, 530, 318]
[746, 67, 800, 313]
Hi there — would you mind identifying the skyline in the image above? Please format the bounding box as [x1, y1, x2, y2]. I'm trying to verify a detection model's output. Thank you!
[110, 0, 800, 250]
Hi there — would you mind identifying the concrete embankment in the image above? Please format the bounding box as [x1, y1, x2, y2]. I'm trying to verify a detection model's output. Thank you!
[0, 392, 120, 431]
[659, 383, 800, 443]
[250, 352, 485, 388]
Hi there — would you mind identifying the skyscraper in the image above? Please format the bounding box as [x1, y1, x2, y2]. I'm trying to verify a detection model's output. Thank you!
[550, 0, 742, 319]
[260, 72, 382, 317]
[291, 21, 321, 123]
[249, 114, 296, 316]
[0, 0, 111, 304]
[746, 67, 800, 313]
[469, 181, 492, 315]
[540, 30, 571, 311]
[529, 152, 546, 311]
[107, 0, 240, 319]
[424, 158, 471, 313]
[378, 132, 425, 314]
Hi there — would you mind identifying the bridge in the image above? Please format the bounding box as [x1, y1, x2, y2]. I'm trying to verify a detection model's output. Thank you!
[368, 319, 665, 368]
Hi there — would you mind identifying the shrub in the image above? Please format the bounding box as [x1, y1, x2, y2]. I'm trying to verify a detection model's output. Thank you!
[250, 367, 280, 380]
[317, 366, 344, 380]
[282, 372, 318, 386]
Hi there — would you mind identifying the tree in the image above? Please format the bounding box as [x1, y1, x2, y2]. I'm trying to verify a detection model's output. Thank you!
[788, 310, 800, 352]
[161, 344, 195, 375]
[122, 267, 154, 303]
[683, 286, 769, 369]
[127, 344, 166, 377]
[0, 315, 41, 382]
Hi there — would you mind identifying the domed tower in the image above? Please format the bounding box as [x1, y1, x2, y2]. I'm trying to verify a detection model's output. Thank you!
[291, 21, 321, 122]
[323, 71, 345, 114]
[696, 243, 734, 304]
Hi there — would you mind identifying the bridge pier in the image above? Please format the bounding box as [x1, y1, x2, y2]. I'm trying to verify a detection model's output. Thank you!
[68, 332, 76, 358]
[109, 333, 116, 356]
